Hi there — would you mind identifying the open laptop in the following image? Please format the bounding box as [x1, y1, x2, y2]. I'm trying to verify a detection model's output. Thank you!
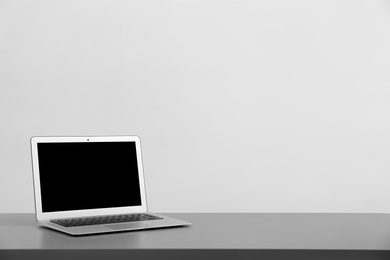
[30, 136, 190, 235]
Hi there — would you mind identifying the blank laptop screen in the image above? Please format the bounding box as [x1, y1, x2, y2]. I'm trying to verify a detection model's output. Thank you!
[37, 141, 142, 213]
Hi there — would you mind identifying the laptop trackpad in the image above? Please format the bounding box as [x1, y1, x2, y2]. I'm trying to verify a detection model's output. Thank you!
[106, 222, 151, 231]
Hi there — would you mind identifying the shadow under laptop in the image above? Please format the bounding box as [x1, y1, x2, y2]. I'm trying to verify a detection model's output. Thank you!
[38, 223, 188, 249]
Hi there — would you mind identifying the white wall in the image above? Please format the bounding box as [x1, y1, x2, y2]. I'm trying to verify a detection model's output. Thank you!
[1, 0, 390, 213]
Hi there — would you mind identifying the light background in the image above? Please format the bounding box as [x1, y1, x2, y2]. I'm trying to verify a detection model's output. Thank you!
[1, 0, 390, 213]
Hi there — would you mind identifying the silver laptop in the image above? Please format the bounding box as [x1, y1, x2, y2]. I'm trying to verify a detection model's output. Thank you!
[30, 136, 190, 235]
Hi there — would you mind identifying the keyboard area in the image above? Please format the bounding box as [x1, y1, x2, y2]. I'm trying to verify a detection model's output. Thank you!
[51, 213, 163, 228]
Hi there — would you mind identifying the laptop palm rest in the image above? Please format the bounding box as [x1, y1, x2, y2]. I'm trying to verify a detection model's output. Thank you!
[106, 222, 151, 231]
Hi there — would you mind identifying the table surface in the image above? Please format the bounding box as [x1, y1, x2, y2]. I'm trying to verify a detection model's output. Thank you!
[1, 213, 390, 250]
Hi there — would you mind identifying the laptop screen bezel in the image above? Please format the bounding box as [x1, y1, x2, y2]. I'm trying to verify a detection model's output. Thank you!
[30, 136, 148, 221]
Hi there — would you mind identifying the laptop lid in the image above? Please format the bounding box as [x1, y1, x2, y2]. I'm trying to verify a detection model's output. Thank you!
[30, 136, 148, 221]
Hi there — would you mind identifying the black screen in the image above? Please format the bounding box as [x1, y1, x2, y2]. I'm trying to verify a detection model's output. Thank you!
[37, 141, 142, 212]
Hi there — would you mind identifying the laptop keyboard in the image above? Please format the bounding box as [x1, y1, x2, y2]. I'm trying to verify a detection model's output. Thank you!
[50, 213, 163, 228]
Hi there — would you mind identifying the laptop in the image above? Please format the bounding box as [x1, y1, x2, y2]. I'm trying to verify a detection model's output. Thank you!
[30, 136, 190, 235]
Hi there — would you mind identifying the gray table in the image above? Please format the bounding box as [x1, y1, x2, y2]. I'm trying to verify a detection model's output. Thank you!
[1, 213, 390, 259]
